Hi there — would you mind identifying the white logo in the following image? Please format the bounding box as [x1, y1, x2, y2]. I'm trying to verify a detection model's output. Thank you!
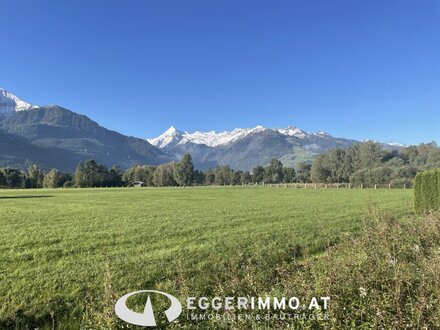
[115, 290, 182, 327]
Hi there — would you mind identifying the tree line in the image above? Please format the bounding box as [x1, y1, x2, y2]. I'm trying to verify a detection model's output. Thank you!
[0, 165, 73, 189]
[0, 154, 301, 189]
[310, 141, 440, 187]
[1, 141, 439, 189]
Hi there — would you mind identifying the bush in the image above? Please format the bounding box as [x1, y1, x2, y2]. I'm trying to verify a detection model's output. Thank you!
[414, 169, 440, 214]
[63, 181, 74, 188]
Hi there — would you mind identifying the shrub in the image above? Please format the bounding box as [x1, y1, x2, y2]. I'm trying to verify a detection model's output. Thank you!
[414, 169, 440, 213]
[63, 181, 74, 188]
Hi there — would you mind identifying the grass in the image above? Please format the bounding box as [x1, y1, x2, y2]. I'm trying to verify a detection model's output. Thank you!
[0, 187, 413, 329]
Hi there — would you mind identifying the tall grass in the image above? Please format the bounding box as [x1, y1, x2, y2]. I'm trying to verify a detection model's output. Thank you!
[79, 211, 440, 329]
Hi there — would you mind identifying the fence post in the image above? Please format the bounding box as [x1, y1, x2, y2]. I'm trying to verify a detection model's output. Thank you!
[404, 184, 406, 189]
[389, 183, 391, 189]
[374, 184, 377, 189]
[348, 183, 351, 189]
[305, 183, 307, 189]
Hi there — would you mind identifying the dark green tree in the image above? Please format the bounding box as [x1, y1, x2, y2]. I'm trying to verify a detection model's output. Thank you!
[296, 162, 312, 183]
[193, 169, 205, 185]
[106, 166, 124, 186]
[231, 170, 242, 185]
[58, 172, 73, 187]
[204, 168, 215, 185]
[2, 168, 25, 188]
[214, 166, 232, 185]
[252, 166, 265, 184]
[175, 154, 195, 186]
[358, 142, 384, 169]
[240, 171, 252, 185]
[264, 158, 284, 183]
[283, 167, 296, 183]
[0, 170, 5, 188]
[73, 160, 107, 187]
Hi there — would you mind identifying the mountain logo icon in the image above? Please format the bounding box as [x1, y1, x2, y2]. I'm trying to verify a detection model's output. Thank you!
[115, 290, 182, 327]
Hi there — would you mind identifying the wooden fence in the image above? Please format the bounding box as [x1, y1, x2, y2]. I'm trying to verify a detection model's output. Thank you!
[9, 182, 409, 189]
[208, 182, 411, 189]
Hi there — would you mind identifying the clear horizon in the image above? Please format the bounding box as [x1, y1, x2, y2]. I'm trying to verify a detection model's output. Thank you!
[1, 1, 439, 145]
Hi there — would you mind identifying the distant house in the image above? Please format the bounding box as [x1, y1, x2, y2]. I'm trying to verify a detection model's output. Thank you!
[131, 181, 145, 187]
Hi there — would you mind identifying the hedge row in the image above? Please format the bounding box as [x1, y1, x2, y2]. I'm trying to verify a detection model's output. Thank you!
[414, 169, 440, 214]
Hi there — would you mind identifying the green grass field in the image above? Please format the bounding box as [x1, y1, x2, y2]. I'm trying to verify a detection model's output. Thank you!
[0, 187, 413, 328]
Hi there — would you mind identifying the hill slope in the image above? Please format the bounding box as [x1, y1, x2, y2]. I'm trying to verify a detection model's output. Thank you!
[0, 106, 168, 171]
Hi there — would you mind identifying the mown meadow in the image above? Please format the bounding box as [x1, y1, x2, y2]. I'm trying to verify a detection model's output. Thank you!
[0, 187, 416, 328]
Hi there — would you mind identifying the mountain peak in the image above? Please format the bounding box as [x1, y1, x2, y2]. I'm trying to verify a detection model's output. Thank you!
[277, 126, 308, 138]
[147, 125, 185, 149]
[0, 88, 39, 115]
[164, 125, 183, 135]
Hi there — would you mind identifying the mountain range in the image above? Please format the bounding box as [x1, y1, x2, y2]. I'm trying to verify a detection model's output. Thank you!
[0, 89, 398, 172]
[147, 126, 360, 170]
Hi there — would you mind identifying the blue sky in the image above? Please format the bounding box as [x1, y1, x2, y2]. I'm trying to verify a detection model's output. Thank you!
[1, 0, 439, 144]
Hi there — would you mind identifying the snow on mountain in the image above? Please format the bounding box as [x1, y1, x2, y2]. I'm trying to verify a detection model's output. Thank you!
[148, 125, 329, 149]
[277, 126, 308, 139]
[182, 125, 268, 147]
[148, 126, 267, 148]
[147, 126, 185, 149]
[313, 131, 331, 137]
[387, 142, 406, 147]
[0, 88, 39, 115]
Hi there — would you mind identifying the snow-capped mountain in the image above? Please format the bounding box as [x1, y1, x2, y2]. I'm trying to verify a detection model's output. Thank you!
[148, 125, 322, 149]
[147, 126, 185, 149]
[0, 88, 168, 171]
[147, 125, 362, 170]
[0, 88, 39, 115]
[0, 88, 404, 171]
